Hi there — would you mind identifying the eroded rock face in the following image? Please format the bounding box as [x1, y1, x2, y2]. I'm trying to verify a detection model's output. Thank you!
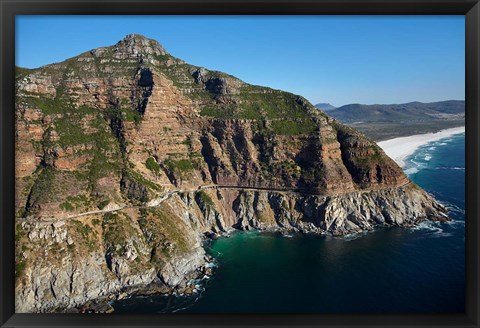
[14, 34, 449, 313]
[15, 202, 207, 313]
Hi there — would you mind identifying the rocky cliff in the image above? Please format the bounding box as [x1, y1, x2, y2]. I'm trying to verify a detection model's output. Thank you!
[14, 34, 449, 312]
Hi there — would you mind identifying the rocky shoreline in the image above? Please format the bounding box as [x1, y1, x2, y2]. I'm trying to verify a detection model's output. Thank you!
[14, 34, 449, 313]
[66, 255, 216, 314]
[15, 184, 449, 313]
[16, 183, 449, 313]
[71, 202, 450, 314]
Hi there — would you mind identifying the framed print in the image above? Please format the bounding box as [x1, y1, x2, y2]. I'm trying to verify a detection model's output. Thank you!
[1, 0, 479, 327]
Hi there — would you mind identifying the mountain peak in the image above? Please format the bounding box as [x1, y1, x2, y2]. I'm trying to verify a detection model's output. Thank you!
[112, 33, 168, 58]
[119, 33, 153, 44]
[314, 103, 336, 111]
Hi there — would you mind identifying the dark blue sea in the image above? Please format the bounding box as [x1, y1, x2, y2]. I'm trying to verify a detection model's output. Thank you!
[113, 132, 465, 313]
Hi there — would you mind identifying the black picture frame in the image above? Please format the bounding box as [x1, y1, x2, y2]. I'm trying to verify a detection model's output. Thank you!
[1, 1, 479, 327]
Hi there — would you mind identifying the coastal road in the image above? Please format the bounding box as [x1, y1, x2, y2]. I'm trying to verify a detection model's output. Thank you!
[22, 181, 410, 224]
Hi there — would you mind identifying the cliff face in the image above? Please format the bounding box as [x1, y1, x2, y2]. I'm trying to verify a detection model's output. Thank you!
[15, 34, 448, 312]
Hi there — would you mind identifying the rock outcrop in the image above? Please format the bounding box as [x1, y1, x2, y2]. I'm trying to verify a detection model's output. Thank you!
[14, 34, 449, 312]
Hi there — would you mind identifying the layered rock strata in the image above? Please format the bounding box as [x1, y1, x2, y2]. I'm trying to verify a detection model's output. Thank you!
[14, 34, 448, 312]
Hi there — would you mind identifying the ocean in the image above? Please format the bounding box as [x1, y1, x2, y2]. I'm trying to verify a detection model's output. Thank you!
[113, 132, 465, 313]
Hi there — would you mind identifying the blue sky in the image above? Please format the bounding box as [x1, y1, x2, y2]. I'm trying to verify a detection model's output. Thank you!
[16, 16, 464, 106]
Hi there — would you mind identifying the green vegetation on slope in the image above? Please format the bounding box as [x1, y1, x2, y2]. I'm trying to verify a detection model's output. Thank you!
[102, 212, 136, 256]
[145, 157, 160, 173]
[138, 206, 192, 261]
[163, 158, 195, 173]
[195, 190, 214, 209]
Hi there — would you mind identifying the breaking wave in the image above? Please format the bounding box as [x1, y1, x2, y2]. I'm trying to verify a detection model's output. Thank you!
[342, 231, 369, 241]
[404, 167, 419, 175]
[436, 166, 465, 171]
[409, 221, 453, 238]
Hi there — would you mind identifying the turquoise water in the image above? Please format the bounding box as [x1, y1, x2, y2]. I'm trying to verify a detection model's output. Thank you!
[113, 133, 465, 313]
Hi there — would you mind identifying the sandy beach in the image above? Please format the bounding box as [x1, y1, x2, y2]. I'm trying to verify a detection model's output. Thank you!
[377, 126, 465, 168]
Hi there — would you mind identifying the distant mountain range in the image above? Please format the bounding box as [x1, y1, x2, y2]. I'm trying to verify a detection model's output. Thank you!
[314, 103, 336, 111]
[17, 34, 449, 312]
[314, 100, 465, 141]
[317, 100, 464, 123]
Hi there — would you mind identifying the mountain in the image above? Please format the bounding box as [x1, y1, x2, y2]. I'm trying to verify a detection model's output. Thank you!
[329, 101, 464, 123]
[322, 101, 465, 141]
[314, 103, 336, 111]
[14, 34, 448, 312]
